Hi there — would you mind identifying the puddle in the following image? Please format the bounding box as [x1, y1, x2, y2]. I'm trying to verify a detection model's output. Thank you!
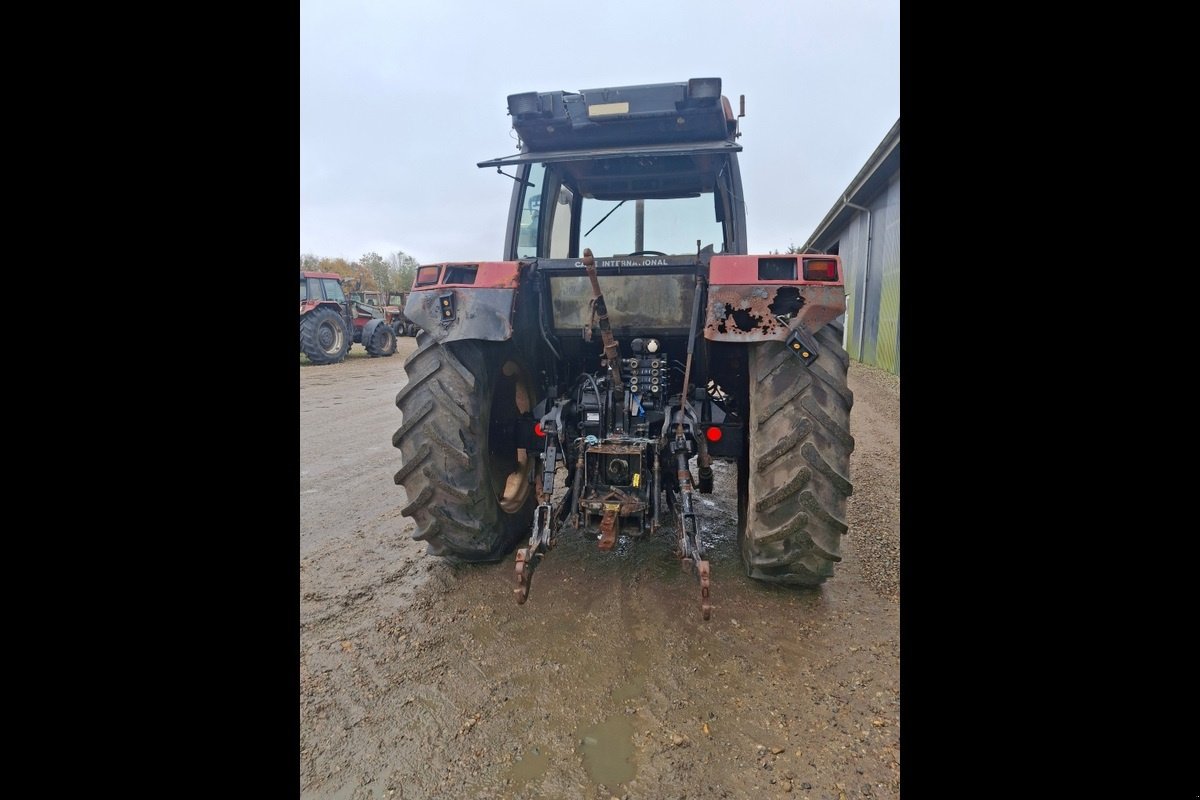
[577, 714, 636, 786]
[506, 746, 551, 783]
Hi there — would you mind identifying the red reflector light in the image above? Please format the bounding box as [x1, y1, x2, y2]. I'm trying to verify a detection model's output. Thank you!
[534, 422, 545, 437]
[705, 426, 722, 442]
[415, 266, 441, 286]
[803, 259, 838, 281]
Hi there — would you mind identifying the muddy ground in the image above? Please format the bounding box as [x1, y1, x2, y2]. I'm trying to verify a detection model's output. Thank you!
[300, 337, 900, 800]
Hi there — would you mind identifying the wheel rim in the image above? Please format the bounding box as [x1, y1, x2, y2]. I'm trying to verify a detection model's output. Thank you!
[319, 319, 342, 353]
[492, 359, 533, 514]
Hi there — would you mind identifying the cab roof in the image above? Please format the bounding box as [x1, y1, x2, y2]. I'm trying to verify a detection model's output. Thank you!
[489, 78, 737, 156]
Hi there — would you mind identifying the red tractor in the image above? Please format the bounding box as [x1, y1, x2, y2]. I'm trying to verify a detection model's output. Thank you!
[384, 291, 419, 337]
[392, 78, 854, 619]
[300, 272, 396, 364]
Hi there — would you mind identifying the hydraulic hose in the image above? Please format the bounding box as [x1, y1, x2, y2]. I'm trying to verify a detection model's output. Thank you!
[582, 249, 624, 394]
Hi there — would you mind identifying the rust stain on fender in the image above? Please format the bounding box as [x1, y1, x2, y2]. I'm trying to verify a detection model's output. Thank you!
[704, 285, 846, 342]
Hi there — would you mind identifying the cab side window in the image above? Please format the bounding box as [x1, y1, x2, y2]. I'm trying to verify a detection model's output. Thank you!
[516, 163, 547, 258]
[322, 279, 346, 303]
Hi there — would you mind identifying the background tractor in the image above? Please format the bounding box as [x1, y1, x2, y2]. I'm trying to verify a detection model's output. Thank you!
[300, 272, 396, 364]
[385, 291, 418, 338]
[391, 78, 853, 618]
[351, 289, 418, 338]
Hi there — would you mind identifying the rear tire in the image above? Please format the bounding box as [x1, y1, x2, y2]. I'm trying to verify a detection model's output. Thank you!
[738, 322, 854, 585]
[365, 320, 397, 357]
[393, 334, 537, 561]
[300, 307, 349, 365]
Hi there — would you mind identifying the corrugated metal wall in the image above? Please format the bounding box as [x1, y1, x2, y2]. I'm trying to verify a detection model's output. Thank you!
[874, 175, 900, 374]
[841, 174, 900, 376]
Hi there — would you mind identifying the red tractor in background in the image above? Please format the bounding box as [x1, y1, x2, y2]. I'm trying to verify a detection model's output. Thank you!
[353, 289, 419, 338]
[300, 272, 397, 364]
[385, 291, 419, 338]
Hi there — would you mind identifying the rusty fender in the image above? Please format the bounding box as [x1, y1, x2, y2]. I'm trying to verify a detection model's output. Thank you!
[703, 284, 846, 342]
[402, 261, 522, 344]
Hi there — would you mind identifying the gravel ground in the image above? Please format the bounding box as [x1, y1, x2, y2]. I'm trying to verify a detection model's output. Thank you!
[843, 364, 900, 601]
[300, 341, 900, 799]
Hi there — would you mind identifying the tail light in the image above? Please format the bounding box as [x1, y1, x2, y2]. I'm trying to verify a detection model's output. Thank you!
[803, 259, 838, 281]
[686, 78, 722, 104]
[508, 92, 541, 119]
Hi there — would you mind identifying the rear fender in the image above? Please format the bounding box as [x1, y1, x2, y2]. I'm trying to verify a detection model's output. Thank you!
[362, 318, 386, 344]
[704, 254, 846, 342]
[403, 261, 524, 343]
[300, 299, 340, 316]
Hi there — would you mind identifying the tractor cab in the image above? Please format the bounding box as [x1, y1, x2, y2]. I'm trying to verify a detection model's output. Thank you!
[479, 78, 747, 262]
[300, 271, 347, 305]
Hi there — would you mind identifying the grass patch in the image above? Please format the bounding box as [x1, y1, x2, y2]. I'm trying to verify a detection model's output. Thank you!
[299, 345, 371, 367]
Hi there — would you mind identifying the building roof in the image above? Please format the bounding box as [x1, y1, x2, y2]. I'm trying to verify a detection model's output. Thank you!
[801, 118, 900, 252]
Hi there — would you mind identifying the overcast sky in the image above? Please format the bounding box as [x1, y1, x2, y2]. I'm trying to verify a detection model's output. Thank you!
[300, 0, 899, 265]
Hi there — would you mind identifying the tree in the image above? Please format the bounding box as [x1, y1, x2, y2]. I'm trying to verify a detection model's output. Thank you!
[317, 257, 353, 278]
[313, 257, 376, 293]
[297, 251, 418, 297]
[769, 243, 805, 255]
[351, 263, 377, 293]
[361, 252, 391, 297]
[389, 251, 420, 294]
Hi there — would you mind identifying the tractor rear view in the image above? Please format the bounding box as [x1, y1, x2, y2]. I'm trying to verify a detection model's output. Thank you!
[392, 78, 853, 618]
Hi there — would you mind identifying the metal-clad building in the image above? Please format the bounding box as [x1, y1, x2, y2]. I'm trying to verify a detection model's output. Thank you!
[802, 120, 900, 375]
